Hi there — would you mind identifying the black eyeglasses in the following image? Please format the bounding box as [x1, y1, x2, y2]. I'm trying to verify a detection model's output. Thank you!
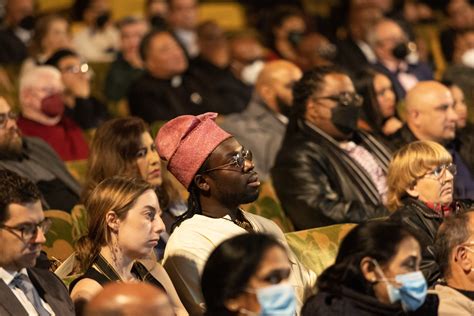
[0, 218, 52, 241]
[313, 92, 364, 107]
[424, 163, 457, 179]
[0, 111, 18, 128]
[202, 148, 253, 173]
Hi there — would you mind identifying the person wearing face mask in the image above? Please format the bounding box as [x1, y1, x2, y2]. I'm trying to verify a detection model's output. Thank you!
[71, 0, 120, 62]
[271, 66, 391, 230]
[367, 18, 433, 100]
[303, 221, 438, 315]
[0, 0, 35, 64]
[220, 60, 302, 181]
[433, 210, 474, 315]
[387, 141, 473, 287]
[202, 233, 297, 316]
[17, 66, 89, 161]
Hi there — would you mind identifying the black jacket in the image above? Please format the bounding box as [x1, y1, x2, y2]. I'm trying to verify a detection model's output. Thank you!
[271, 120, 390, 230]
[389, 197, 473, 286]
[302, 286, 438, 316]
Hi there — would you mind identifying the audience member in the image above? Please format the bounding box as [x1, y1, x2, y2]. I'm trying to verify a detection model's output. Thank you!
[0, 96, 81, 212]
[297, 32, 337, 71]
[71, 0, 120, 62]
[105, 16, 148, 102]
[167, 0, 199, 58]
[389, 81, 474, 200]
[191, 20, 251, 114]
[17, 66, 89, 161]
[145, 0, 168, 30]
[272, 66, 390, 230]
[45, 49, 109, 130]
[387, 140, 472, 286]
[367, 18, 433, 100]
[202, 233, 296, 315]
[335, 4, 381, 75]
[0, 0, 35, 64]
[228, 31, 265, 86]
[155, 112, 316, 314]
[221, 60, 302, 180]
[302, 221, 438, 315]
[440, 0, 474, 63]
[128, 29, 221, 122]
[434, 210, 474, 315]
[355, 69, 402, 138]
[262, 5, 306, 64]
[20, 14, 71, 75]
[83, 117, 186, 235]
[0, 169, 75, 315]
[70, 176, 186, 316]
[85, 282, 176, 316]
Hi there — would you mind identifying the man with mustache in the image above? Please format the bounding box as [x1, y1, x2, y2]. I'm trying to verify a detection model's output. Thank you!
[272, 66, 391, 230]
[0, 96, 81, 212]
[155, 112, 316, 315]
[389, 80, 474, 200]
[0, 169, 74, 315]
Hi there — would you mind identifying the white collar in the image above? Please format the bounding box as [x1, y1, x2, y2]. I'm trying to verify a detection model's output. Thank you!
[0, 267, 28, 285]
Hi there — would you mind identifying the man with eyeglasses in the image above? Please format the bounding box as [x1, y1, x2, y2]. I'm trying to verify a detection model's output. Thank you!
[44, 49, 109, 130]
[155, 112, 316, 315]
[221, 60, 302, 181]
[389, 80, 474, 200]
[433, 210, 474, 314]
[0, 96, 81, 212]
[272, 66, 391, 230]
[0, 169, 74, 315]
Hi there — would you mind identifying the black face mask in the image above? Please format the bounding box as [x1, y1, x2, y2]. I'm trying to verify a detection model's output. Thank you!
[276, 96, 292, 118]
[331, 104, 360, 134]
[392, 42, 409, 60]
[18, 15, 35, 31]
[150, 14, 167, 30]
[288, 31, 304, 47]
[95, 11, 110, 29]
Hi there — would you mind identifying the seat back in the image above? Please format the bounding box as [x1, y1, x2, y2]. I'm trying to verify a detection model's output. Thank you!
[285, 223, 357, 275]
[43, 210, 75, 262]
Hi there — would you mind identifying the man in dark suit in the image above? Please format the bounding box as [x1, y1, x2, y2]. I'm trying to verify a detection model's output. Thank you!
[0, 169, 74, 315]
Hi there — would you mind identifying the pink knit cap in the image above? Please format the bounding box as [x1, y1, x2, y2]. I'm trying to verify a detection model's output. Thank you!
[155, 112, 232, 189]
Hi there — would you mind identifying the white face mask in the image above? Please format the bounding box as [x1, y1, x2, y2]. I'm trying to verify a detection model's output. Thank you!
[461, 49, 474, 68]
[241, 60, 265, 86]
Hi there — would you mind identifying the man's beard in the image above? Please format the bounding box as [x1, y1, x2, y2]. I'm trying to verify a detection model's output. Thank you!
[276, 96, 292, 118]
[0, 129, 23, 159]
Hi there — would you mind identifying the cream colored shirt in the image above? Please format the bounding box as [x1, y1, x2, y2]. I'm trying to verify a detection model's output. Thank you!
[0, 267, 56, 316]
[163, 211, 317, 315]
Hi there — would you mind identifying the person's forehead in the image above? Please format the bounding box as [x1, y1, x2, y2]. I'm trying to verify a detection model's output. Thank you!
[319, 73, 354, 93]
[4, 201, 43, 225]
[59, 55, 81, 67]
[210, 137, 241, 158]
[0, 98, 11, 112]
[377, 21, 403, 38]
[121, 21, 147, 34]
[151, 33, 177, 50]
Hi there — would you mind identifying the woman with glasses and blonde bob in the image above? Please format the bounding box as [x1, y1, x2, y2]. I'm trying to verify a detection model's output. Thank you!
[70, 176, 187, 315]
[387, 140, 472, 287]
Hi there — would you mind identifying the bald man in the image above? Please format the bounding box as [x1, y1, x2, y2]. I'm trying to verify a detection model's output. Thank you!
[85, 282, 175, 316]
[220, 60, 303, 180]
[390, 81, 474, 200]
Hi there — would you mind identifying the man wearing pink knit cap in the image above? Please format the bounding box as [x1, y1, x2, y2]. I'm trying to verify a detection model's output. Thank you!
[156, 112, 316, 315]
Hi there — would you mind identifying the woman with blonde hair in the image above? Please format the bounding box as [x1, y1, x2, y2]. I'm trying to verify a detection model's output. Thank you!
[70, 176, 187, 315]
[387, 140, 472, 286]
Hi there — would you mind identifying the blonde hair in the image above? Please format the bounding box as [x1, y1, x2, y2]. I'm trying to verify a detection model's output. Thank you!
[75, 176, 154, 271]
[386, 141, 452, 211]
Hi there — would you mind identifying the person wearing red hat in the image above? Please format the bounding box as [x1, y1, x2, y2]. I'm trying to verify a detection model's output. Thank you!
[155, 112, 316, 315]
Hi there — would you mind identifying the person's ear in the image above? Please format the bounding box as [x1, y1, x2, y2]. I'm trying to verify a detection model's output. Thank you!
[105, 211, 120, 234]
[406, 183, 419, 199]
[360, 257, 378, 283]
[454, 246, 473, 272]
[259, 84, 275, 105]
[194, 174, 210, 192]
[224, 297, 243, 313]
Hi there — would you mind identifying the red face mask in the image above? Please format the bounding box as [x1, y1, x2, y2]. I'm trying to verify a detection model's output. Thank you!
[40, 93, 64, 117]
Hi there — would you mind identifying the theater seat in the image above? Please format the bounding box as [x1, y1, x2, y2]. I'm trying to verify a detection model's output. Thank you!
[285, 223, 357, 275]
[43, 210, 75, 262]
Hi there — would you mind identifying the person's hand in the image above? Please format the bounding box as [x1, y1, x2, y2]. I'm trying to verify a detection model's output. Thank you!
[382, 117, 403, 135]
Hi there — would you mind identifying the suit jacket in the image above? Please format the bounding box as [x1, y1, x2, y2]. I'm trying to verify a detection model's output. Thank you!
[220, 94, 286, 180]
[335, 38, 372, 76]
[0, 267, 74, 315]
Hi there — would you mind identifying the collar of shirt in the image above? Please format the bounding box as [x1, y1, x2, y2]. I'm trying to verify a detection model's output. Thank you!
[0, 267, 28, 286]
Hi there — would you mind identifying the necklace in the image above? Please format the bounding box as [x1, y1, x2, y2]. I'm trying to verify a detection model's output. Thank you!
[204, 208, 254, 233]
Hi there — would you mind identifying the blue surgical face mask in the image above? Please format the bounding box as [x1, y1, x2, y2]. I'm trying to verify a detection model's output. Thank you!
[372, 259, 427, 312]
[241, 283, 296, 316]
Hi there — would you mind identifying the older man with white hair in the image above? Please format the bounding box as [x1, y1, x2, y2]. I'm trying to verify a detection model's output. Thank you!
[17, 66, 89, 161]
